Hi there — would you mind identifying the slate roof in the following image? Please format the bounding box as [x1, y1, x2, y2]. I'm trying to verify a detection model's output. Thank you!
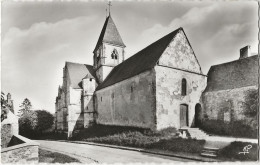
[93, 15, 125, 52]
[65, 62, 97, 89]
[96, 27, 183, 91]
[204, 55, 258, 92]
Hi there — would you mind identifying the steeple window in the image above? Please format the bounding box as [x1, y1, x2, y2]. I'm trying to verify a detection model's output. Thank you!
[111, 49, 118, 60]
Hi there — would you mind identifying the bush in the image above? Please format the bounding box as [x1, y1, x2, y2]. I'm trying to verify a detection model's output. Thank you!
[19, 110, 54, 138]
[200, 119, 257, 138]
[219, 141, 258, 161]
[147, 138, 205, 153]
[71, 124, 204, 154]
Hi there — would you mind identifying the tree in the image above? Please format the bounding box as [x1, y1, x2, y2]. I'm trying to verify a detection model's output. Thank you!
[18, 98, 32, 117]
[19, 109, 54, 138]
[241, 89, 258, 129]
[1, 92, 12, 122]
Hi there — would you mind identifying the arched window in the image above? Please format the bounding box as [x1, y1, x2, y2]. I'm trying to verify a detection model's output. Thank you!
[181, 78, 187, 96]
[111, 49, 118, 59]
[131, 86, 133, 93]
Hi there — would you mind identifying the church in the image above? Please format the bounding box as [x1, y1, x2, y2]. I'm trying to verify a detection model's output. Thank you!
[55, 13, 258, 138]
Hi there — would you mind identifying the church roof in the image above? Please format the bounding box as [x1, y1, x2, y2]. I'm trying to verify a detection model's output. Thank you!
[204, 55, 258, 92]
[93, 15, 125, 52]
[65, 62, 97, 89]
[96, 27, 182, 91]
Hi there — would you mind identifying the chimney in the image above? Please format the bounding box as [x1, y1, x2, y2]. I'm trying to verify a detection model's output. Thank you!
[239, 45, 251, 59]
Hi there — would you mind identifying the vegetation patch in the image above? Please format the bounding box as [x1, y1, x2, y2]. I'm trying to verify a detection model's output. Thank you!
[39, 148, 80, 163]
[147, 138, 205, 153]
[72, 125, 205, 154]
[34, 132, 68, 140]
[219, 141, 258, 161]
[200, 119, 257, 138]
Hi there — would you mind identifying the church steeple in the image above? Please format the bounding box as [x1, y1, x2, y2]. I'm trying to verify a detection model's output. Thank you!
[93, 15, 125, 53]
[93, 7, 126, 83]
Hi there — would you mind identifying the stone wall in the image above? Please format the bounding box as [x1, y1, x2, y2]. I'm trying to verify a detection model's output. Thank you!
[95, 69, 156, 129]
[202, 86, 258, 126]
[1, 124, 12, 148]
[1, 145, 38, 164]
[158, 30, 202, 74]
[155, 66, 207, 130]
[1, 135, 39, 164]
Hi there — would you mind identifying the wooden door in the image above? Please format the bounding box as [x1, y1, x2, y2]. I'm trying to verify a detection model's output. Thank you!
[180, 104, 188, 127]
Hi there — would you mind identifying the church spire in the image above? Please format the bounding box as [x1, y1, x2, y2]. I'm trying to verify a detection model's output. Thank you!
[93, 13, 125, 53]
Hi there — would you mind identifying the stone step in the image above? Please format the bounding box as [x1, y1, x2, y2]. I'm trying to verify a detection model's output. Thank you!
[203, 147, 219, 151]
[202, 149, 217, 153]
[200, 152, 217, 157]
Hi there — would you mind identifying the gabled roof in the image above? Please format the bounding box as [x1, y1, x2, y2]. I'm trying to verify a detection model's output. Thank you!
[96, 27, 183, 91]
[204, 55, 258, 92]
[93, 15, 125, 52]
[65, 62, 97, 89]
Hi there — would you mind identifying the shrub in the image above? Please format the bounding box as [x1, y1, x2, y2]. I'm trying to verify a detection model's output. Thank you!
[200, 119, 257, 138]
[19, 110, 54, 138]
[219, 141, 258, 161]
[147, 138, 205, 153]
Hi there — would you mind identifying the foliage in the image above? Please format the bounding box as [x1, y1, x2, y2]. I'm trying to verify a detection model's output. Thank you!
[200, 119, 257, 138]
[219, 141, 258, 161]
[34, 132, 67, 140]
[19, 109, 54, 138]
[35, 110, 54, 132]
[1, 92, 12, 122]
[71, 124, 177, 140]
[241, 89, 258, 129]
[73, 125, 204, 154]
[39, 149, 80, 163]
[18, 98, 32, 117]
[148, 138, 205, 153]
[85, 131, 160, 148]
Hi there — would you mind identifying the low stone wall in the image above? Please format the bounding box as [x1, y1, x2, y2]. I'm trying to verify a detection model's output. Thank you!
[1, 135, 39, 164]
[1, 124, 12, 148]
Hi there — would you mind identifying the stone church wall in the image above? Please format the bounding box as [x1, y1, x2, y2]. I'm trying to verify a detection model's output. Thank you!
[202, 86, 258, 127]
[158, 30, 202, 74]
[67, 88, 83, 137]
[95, 69, 156, 129]
[155, 66, 207, 130]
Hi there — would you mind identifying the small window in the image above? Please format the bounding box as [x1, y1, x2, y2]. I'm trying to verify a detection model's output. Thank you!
[131, 86, 133, 93]
[111, 49, 118, 59]
[90, 78, 92, 81]
[101, 97, 102, 102]
[181, 78, 187, 96]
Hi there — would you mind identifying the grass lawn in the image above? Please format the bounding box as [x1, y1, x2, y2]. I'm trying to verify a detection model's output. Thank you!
[219, 141, 258, 161]
[39, 148, 80, 163]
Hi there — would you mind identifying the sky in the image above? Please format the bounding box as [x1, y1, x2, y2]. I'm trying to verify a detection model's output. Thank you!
[1, 0, 258, 114]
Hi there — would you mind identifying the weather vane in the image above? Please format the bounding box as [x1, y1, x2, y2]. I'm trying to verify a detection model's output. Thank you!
[108, 1, 112, 16]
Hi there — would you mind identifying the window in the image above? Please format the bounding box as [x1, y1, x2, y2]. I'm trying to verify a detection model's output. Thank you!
[90, 78, 92, 81]
[111, 49, 118, 59]
[181, 78, 187, 96]
[101, 97, 102, 102]
[131, 86, 133, 93]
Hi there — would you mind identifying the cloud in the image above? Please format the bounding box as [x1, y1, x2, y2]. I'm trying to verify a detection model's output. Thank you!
[138, 3, 258, 73]
[2, 15, 99, 112]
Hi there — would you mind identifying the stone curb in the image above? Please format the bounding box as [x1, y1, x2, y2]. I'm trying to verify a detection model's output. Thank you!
[56, 140, 219, 162]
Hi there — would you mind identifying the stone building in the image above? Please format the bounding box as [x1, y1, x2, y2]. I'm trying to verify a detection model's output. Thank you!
[202, 46, 258, 130]
[55, 14, 208, 137]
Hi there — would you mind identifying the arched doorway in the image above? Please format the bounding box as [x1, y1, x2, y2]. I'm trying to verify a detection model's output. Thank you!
[195, 104, 202, 127]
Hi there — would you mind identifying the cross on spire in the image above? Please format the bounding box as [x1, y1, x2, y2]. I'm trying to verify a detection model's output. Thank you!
[108, 1, 112, 16]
